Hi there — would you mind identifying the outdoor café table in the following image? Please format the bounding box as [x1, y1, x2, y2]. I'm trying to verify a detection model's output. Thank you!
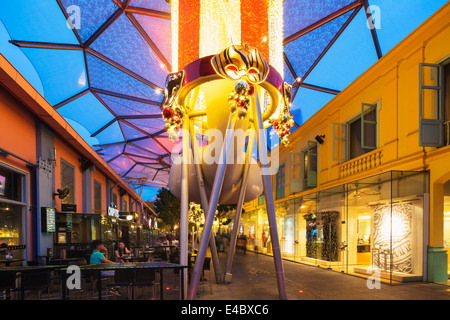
[0, 259, 25, 267]
[58, 262, 188, 300]
[48, 257, 82, 265]
[0, 265, 63, 300]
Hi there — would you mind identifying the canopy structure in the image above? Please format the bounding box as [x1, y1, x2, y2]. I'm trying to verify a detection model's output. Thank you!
[0, 0, 447, 199]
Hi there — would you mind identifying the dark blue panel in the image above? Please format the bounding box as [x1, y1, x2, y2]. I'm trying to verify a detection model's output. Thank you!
[58, 92, 115, 133]
[96, 93, 161, 116]
[129, 0, 171, 13]
[120, 122, 148, 140]
[284, 0, 354, 38]
[60, 0, 119, 42]
[20, 48, 88, 105]
[284, 10, 354, 81]
[90, 13, 168, 88]
[283, 60, 296, 85]
[126, 118, 167, 135]
[101, 145, 125, 161]
[86, 53, 163, 101]
[134, 14, 171, 65]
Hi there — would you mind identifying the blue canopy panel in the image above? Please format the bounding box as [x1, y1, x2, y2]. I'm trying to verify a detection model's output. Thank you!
[109, 155, 136, 176]
[134, 14, 172, 66]
[304, 9, 379, 91]
[131, 138, 173, 157]
[284, 0, 355, 39]
[128, 0, 171, 13]
[65, 118, 100, 146]
[0, 20, 44, 95]
[58, 92, 115, 133]
[120, 122, 149, 140]
[95, 121, 125, 144]
[59, 0, 119, 43]
[95, 93, 161, 116]
[86, 53, 163, 102]
[97, 144, 126, 162]
[0, 0, 78, 44]
[284, 9, 355, 83]
[125, 143, 163, 158]
[89, 13, 168, 88]
[125, 118, 166, 135]
[19, 48, 88, 105]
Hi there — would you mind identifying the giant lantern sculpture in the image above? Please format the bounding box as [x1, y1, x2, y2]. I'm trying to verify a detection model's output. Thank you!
[163, 0, 290, 300]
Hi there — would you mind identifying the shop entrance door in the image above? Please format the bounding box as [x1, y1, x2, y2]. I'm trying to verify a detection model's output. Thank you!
[121, 225, 130, 248]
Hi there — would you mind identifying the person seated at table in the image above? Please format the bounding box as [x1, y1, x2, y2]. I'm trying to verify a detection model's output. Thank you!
[90, 240, 120, 296]
[114, 242, 130, 263]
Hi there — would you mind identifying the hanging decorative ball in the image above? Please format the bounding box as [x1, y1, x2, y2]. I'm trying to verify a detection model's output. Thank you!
[235, 81, 249, 95]
[164, 123, 171, 132]
[238, 109, 248, 119]
[163, 107, 174, 119]
[169, 132, 178, 141]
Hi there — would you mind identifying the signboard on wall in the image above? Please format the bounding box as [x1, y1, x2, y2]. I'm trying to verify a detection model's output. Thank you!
[41, 207, 56, 233]
[108, 206, 119, 218]
[0, 175, 5, 196]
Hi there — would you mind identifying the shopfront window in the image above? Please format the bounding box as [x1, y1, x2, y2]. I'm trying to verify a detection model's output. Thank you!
[243, 170, 428, 284]
[93, 180, 101, 214]
[276, 163, 285, 200]
[0, 165, 26, 261]
[112, 193, 118, 208]
[61, 159, 75, 205]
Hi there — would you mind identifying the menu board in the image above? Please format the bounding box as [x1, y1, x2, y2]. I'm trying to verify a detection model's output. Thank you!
[41, 207, 56, 233]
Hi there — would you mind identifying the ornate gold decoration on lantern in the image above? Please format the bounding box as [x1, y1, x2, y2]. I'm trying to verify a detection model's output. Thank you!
[271, 83, 294, 146]
[162, 71, 185, 141]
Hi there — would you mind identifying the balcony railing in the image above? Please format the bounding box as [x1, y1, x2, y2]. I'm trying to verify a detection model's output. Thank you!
[339, 149, 383, 179]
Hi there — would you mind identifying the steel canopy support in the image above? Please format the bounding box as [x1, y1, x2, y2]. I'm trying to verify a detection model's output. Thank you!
[187, 113, 236, 300]
[224, 128, 256, 282]
[189, 120, 223, 284]
[252, 89, 288, 300]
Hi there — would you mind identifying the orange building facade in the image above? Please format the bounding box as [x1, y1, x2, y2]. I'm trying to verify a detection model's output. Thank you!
[0, 53, 156, 263]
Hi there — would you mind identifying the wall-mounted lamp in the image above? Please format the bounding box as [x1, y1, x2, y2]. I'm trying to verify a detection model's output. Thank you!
[315, 135, 326, 144]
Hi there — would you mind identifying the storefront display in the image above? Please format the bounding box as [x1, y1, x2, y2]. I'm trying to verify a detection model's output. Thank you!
[241, 171, 428, 283]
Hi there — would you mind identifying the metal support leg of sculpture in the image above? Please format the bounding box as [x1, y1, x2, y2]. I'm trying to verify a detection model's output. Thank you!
[223, 128, 256, 282]
[189, 120, 223, 284]
[252, 91, 288, 300]
[187, 114, 236, 300]
[180, 116, 190, 300]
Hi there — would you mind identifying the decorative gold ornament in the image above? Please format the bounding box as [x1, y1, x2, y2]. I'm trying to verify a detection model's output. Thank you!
[211, 44, 269, 84]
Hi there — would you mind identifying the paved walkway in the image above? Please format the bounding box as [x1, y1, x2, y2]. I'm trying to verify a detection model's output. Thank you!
[196, 251, 450, 300]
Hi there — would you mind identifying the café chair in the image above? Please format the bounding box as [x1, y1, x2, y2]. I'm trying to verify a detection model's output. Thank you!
[106, 269, 134, 300]
[20, 271, 51, 300]
[0, 273, 17, 300]
[131, 270, 158, 300]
